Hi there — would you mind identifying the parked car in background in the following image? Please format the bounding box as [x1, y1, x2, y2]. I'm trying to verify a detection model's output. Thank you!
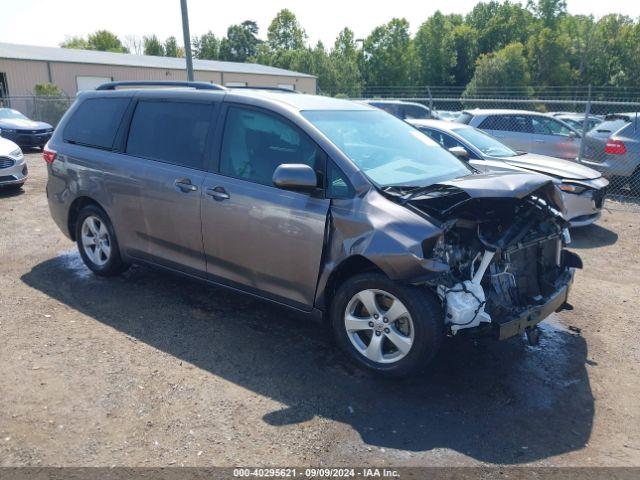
[581, 117, 640, 191]
[45, 81, 579, 378]
[0, 108, 53, 149]
[434, 110, 462, 122]
[408, 119, 608, 227]
[459, 109, 582, 161]
[360, 100, 435, 120]
[553, 114, 602, 134]
[0, 137, 27, 189]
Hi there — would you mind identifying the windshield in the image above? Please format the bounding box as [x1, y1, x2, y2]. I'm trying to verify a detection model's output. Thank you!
[453, 126, 518, 158]
[0, 109, 28, 120]
[302, 110, 471, 188]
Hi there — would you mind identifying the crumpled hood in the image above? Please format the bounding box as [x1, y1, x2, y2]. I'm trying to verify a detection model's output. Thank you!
[498, 153, 601, 180]
[437, 171, 557, 199]
[0, 118, 52, 130]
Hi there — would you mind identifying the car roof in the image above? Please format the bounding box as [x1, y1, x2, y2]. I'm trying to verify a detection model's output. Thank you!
[79, 88, 374, 112]
[362, 99, 428, 107]
[229, 90, 374, 111]
[461, 109, 554, 116]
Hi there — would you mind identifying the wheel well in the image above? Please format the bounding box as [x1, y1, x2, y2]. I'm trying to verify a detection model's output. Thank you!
[323, 255, 384, 310]
[67, 197, 103, 241]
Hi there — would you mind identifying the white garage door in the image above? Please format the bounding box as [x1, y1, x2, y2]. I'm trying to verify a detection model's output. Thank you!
[76, 76, 112, 92]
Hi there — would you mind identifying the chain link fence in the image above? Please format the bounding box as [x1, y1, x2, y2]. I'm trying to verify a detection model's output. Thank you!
[352, 87, 640, 209]
[1, 87, 639, 210]
[0, 95, 73, 127]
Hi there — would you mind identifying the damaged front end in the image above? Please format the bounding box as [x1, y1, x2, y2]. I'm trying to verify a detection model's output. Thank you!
[389, 172, 581, 340]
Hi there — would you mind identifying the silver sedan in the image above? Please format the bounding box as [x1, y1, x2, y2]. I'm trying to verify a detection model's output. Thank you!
[409, 119, 609, 227]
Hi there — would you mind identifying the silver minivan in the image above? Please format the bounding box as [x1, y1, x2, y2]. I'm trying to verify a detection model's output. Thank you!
[460, 109, 582, 161]
[45, 82, 580, 378]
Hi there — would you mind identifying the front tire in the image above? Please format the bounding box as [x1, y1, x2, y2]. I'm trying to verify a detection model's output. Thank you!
[330, 273, 443, 378]
[75, 205, 128, 276]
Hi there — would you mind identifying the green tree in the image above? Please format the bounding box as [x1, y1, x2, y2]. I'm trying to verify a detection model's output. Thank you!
[464, 42, 532, 97]
[528, 0, 567, 28]
[164, 36, 181, 57]
[32, 83, 68, 126]
[527, 27, 572, 86]
[559, 14, 597, 84]
[451, 24, 479, 86]
[61, 31, 128, 52]
[60, 36, 89, 49]
[466, 1, 534, 54]
[143, 35, 164, 56]
[87, 30, 128, 52]
[193, 31, 220, 60]
[414, 11, 457, 85]
[267, 9, 306, 51]
[220, 20, 260, 62]
[362, 18, 413, 87]
[330, 27, 363, 96]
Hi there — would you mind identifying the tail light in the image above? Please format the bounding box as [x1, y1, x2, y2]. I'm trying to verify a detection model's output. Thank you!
[604, 139, 627, 155]
[43, 147, 57, 164]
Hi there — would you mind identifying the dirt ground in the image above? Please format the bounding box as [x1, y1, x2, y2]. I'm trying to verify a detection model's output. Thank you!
[1, 151, 639, 467]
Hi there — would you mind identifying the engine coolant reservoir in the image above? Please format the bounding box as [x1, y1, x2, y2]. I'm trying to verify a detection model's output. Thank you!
[438, 281, 492, 334]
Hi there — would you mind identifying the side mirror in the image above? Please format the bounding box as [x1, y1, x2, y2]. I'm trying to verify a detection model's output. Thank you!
[568, 130, 579, 139]
[448, 146, 469, 160]
[272, 164, 318, 191]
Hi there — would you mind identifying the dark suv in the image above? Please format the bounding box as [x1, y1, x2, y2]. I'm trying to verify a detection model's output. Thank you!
[45, 82, 580, 378]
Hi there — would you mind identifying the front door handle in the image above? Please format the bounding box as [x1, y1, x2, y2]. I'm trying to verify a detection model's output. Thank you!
[206, 186, 230, 201]
[174, 178, 198, 193]
[534, 139, 546, 143]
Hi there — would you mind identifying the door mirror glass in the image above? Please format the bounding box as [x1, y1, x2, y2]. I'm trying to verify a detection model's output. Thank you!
[568, 130, 579, 139]
[448, 146, 469, 160]
[272, 164, 318, 191]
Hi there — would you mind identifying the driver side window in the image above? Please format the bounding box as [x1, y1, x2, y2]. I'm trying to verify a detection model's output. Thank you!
[220, 106, 322, 187]
[533, 116, 573, 137]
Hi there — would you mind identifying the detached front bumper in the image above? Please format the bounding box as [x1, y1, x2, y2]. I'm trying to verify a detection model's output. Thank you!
[495, 270, 574, 340]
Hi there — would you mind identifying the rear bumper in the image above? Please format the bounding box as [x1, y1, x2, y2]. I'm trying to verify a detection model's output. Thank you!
[496, 270, 574, 340]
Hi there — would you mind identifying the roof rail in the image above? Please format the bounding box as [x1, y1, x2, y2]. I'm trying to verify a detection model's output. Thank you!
[227, 85, 299, 93]
[96, 81, 226, 91]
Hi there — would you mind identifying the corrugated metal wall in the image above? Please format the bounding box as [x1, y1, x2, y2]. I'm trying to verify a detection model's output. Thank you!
[0, 59, 317, 96]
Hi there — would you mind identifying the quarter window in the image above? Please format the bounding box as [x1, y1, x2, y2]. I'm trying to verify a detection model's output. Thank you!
[126, 101, 212, 169]
[219, 107, 322, 187]
[63, 97, 130, 150]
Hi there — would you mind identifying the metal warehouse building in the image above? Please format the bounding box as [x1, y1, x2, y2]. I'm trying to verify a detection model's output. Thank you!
[0, 42, 317, 98]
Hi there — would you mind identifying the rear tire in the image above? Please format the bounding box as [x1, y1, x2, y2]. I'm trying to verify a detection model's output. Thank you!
[330, 272, 443, 379]
[75, 205, 128, 277]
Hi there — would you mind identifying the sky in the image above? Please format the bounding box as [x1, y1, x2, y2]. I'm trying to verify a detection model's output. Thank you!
[1, 0, 640, 50]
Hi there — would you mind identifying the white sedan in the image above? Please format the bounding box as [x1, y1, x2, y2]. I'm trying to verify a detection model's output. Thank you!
[0, 137, 27, 189]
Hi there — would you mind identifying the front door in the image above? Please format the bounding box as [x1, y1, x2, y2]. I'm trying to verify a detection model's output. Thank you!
[201, 106, 330, 308]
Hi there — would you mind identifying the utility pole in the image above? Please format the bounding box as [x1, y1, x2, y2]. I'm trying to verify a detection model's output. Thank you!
[180, 0, 194, 81]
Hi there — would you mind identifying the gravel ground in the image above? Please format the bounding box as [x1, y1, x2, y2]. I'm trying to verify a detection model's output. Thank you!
[0, 151, 639, 467]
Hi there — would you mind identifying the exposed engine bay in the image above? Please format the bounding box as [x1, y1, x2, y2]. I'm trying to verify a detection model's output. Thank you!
[383, 174, 580, 337]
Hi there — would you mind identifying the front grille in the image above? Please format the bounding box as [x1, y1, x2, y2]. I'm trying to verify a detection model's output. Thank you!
[16, 128, 49, 134]
[0, 157, 15, 169]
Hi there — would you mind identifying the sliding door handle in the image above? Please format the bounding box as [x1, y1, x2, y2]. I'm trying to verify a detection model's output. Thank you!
[206, 186, 230, 201]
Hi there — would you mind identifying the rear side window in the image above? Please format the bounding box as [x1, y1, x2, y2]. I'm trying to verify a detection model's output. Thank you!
[480, 115, 531, 133]
[457, 112, 473, 124]
[619, 121, 640, 138]
[63, 97, 130, 149]
[126, 101, 212, 169]
[402, 104, 430, 119]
